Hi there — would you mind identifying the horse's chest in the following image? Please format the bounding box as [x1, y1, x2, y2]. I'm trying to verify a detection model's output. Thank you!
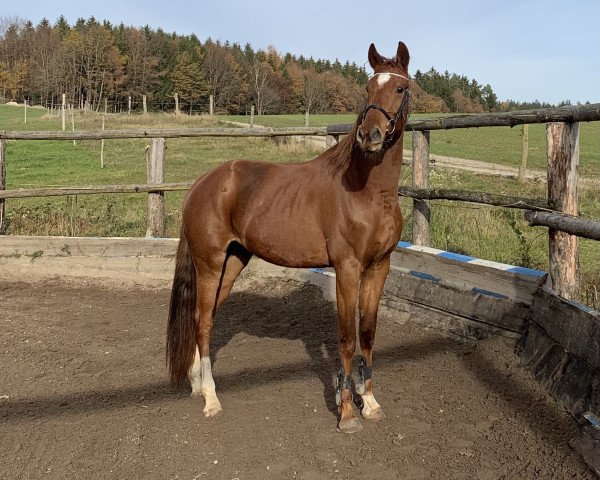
[362, 199, 402, 261]
[369, 212, 401, 249]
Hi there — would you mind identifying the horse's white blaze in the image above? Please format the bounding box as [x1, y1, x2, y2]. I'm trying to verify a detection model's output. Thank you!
[376, 73, 392, 87]
[361, 391, 382, 418]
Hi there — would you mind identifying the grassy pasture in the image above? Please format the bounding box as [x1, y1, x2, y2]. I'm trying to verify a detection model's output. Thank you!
[1, 105, 598, 307]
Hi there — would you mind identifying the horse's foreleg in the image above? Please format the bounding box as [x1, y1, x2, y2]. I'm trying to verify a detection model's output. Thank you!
[357, 257, 390, 421]
[334, 260, 363, 434]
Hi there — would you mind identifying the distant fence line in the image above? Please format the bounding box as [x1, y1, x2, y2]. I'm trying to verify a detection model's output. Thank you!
[1, 102, 600, 300]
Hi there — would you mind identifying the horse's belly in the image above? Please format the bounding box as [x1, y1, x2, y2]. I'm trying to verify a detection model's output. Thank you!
[238, 215, 330, 268]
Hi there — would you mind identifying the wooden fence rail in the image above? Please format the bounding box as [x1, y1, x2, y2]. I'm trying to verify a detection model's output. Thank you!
[1, 103, 599, 300]
[327, 103, 600, 134]
[0, 126, 330, 141]
[525, 211, 600, 241]
[0, 182, 191, 199]
[398, 186, 552, 211]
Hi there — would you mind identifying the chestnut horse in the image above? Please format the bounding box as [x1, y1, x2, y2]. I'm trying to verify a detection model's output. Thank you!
[167, 42, 410, 434]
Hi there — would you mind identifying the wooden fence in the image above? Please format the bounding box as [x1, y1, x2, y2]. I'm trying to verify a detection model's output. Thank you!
[1, 103, 599, 300]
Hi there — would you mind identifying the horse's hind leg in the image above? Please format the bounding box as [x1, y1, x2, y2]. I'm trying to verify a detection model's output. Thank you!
[189, 244, 251, 417]
[356, 257, 390, 421]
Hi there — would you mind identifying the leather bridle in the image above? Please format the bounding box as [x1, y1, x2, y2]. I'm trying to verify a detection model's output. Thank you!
[361, 73, 411, 142]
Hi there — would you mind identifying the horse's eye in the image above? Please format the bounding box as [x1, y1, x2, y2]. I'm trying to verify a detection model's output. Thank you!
[397, 87, 405, 94]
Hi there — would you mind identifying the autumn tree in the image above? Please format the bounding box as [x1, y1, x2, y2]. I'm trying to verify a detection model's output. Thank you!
[251, 60, 281, 115]
[60, 24, 123, 110]
[202, 42, 248, 113]
[171, 50, 208, 112]
[121, 27, 162, 103]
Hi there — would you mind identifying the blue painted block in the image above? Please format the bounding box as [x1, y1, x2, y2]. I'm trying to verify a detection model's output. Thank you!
[409, 271, 440, 283]
[505, 266, 546, 277]
[438, 251, 476, 263]
[471, 287, 508, 300]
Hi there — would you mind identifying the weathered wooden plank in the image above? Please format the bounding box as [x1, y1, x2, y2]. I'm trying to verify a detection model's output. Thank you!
[570, 428, 600, 476]
[385, 266, 528, 335]
[525, 210, 600, 241]
[327, 103, 600, 134]
[0, 182, 193, 199]
[529, 286, 600, 370]
[381, 295, 519, 342]
[411, 131, 430, 246]
[392, 246, 545, 305]
[0, 126, 329, 141]
[517, 321, 600, 418]
[399, 186, 552, 211]
[547, 121, 580, 300]
[0, 235, 178, 258]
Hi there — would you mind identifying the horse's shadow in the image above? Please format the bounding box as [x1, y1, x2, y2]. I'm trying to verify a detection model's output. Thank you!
[209, 282, 340, 414]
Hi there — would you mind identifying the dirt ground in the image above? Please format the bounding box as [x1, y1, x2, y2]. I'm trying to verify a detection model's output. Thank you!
[0, 272, 593, 479]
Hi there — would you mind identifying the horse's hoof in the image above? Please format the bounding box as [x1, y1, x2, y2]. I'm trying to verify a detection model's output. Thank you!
[337, 417, 364, 434]
[362, 407, 386, 421]
[203, 405, 223, 418]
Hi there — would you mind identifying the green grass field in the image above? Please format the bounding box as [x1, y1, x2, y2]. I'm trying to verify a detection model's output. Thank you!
[2, 105, 598, 307]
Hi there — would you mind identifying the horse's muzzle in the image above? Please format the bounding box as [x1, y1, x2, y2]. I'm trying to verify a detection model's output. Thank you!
[356, 125, 384, 152]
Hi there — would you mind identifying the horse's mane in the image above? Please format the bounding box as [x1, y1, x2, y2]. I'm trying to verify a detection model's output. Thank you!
[323, 115, 362, 177]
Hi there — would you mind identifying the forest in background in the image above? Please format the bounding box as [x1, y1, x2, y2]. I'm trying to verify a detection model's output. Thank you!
[0, 15, 582, 115]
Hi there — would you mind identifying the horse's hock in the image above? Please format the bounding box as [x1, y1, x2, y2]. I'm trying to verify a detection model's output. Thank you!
[1, 234, 599, 476]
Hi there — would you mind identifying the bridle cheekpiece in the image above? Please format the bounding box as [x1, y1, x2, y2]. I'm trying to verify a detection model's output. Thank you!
[361, 72, 411, 143]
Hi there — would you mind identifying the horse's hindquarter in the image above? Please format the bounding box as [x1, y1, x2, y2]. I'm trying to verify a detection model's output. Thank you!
[230, 160, 331, 268]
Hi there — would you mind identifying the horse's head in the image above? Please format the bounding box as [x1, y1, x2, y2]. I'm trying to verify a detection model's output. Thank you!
[357, 42, 410, 153]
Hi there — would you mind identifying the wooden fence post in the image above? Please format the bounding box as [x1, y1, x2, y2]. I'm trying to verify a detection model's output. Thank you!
[146, 138, 165, 237]
[0, 138, 6, 234]
[518, 124, 529, 183]
[61, 94, 66, 131]
[209, 95, 214, 116]
[128, 96, 132, 115]
[547, 121, 580, 300]
[250, 105, 255, 127]
[70, 105, 76, 146]
[142, 95, 148, 115]
[412, 130, 431, 246]
[100, 116, 106, 168]
[174, 93, 180, 115]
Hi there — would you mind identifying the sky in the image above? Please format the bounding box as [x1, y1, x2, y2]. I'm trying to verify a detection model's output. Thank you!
[6, 0, 599, 104]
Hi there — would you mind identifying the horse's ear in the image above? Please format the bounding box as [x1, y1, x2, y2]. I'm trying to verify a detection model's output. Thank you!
[368, 43, 383, 69]
[395, 41, 410, 71]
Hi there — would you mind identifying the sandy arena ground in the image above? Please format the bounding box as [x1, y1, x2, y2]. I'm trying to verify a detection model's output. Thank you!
[0, 273, 592, 479]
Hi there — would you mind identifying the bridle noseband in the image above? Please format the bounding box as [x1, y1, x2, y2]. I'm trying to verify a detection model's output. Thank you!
[361, 73, 411, 143]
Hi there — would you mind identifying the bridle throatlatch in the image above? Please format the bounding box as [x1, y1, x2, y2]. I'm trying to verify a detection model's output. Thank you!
[361, 72, 411, 143]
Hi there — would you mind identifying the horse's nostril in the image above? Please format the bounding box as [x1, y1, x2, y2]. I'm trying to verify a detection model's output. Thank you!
[370, 128, 382, 143]
[357, 128, 365, 143]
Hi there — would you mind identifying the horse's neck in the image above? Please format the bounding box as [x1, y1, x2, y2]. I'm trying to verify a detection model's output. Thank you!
[346, 134, 404, 193]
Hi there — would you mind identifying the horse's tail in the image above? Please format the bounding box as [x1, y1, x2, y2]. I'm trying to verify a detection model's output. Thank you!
[166, 226, 197, 385]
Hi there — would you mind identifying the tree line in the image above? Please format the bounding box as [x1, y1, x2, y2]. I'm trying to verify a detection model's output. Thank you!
[0, 15, 577, 116]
